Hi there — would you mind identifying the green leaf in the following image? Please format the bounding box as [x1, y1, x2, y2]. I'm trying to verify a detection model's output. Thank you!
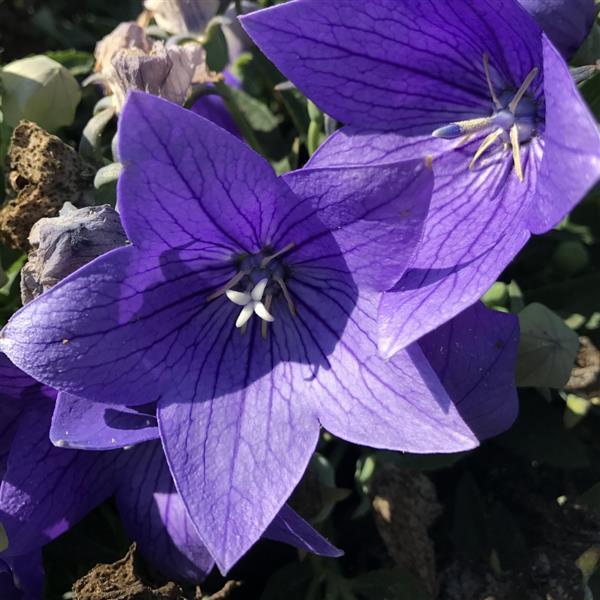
[497, 392, 589, 469]
[508, 280, 525, 313]
[580, 69, 600, 120]
[578, 482, 600, 511]
[229, 86, 279, 133]
[450, 473, 490, 561]
[573, 23, 600, 66]
[307, 120, 324, 156]
[277, 88, 310, 143]
[373, 450, 469, 472]
[516, 303, 579, 389]
[0, 253, 26, 327]
[79, 107, 115, 163]
[350, 568, 431, 600]
[486, 502, 528, 570]
[482, 281, 508, 308]
[203, 21, 229, 72]
[260, 562, 315, 600]
[46, 50, 95, 76]
[232, 52, 267, 98]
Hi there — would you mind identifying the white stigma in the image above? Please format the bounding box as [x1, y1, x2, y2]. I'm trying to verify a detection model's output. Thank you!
[226, 278, 275, 328]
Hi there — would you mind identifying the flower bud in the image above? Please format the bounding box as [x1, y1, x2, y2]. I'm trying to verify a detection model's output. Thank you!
[21, 202, 128, 304]
[1, 55, 81, 131]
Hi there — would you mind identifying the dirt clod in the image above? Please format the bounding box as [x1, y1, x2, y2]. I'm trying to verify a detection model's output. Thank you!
[72, 544, 186, 600]
[370, 464, 442, 597]
[565, 336, 600, 399]
[0, 121, 93, 250]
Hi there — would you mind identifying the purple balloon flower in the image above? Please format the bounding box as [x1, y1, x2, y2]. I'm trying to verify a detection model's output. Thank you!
[518, 0, 596, 58]
[0, 354, 339, 592]
[242, 0, 600, 357]
[0, 92, 519, 570]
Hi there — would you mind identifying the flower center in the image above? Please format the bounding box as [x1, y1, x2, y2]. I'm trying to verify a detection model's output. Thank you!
[207, 243, 296, 337]
[432, 54, 540, 182]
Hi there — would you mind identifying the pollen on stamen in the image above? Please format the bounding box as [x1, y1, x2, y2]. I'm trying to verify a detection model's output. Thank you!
[433, 54, 539, 183]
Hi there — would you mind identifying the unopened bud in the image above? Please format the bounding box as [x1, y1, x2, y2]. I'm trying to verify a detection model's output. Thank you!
[1, 55, 81, 131]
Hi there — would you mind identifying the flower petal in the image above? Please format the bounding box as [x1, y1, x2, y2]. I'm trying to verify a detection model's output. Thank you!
[115, 441, 214, 583]
[1, 92, 342, 403]
[0, 402, 116, 557]
[419, 302, 519, 439]
[118, 91, 304, 253]
[0, 246, 222, 405]
[308, 128, 533, 354]
[50, 392, 158, 450]
[377, 226, 529, 357]
[526, 37, 600, 233]
[0, 355, 51, 475]
[242, 0, 542, 133]
[518, 0, 595, 58]
[264, 505, 342, 558]
[157, 361, 321, 573]
[295, 289, 479, 452]
[282, 160, 433, 291]
[1, 550, 44, 599]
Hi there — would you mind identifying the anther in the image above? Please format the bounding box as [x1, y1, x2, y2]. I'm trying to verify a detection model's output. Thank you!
[260, 242, 296, 269]
[508, 67, 539, 115]
[483, 53, 502, 110]
[207, 269, 249, 301]
[262, 294, 273, 339]
[275, 276, 296, 317]
[469, 127, 504, 172]
[509, 124, 524, 182]
[432, 117, 493, 140]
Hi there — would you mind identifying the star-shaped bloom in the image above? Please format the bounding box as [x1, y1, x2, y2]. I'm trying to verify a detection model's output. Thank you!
[1, 92, 519, 571]
[242, 0, 600, 358]
[0, 354, 338, 593]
